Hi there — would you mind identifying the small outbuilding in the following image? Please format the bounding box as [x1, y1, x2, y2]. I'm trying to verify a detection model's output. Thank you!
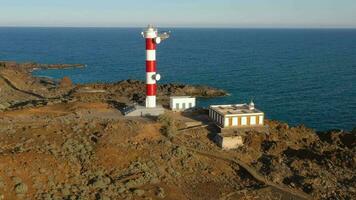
[214, 133, 243, 150]
[170, 96, 196, 111]
[209, 101, 264, 129]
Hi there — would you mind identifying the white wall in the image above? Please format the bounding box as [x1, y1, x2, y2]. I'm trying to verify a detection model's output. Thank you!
[221, 136, 243, 149]
[170, 97, 196, 111]
[210, 107, 264, 128]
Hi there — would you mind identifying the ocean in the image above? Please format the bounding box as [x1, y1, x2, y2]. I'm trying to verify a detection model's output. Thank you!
[0, 27, 355, 131]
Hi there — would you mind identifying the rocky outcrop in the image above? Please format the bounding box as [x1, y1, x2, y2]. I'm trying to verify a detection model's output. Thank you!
[0, 61, 84, 72]
[0, 62, 227, 111]
[59, 77, 73, 88]
[235, 120, 356, 200]
[75, 79, 228, 105]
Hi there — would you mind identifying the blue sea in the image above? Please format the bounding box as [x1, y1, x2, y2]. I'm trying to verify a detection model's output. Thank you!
[0, 27, 355, 131]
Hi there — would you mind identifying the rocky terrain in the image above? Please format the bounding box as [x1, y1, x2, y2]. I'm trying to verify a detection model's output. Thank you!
[0, 61, 227, 111]
[0, 61, 355, 200]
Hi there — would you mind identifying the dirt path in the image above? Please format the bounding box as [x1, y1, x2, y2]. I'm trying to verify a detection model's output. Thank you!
[178, 124, 209, 132]
[185, 147, 313, 200]
[0, 74, 45, 99]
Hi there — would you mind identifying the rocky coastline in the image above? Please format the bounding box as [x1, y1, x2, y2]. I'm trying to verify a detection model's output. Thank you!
[0, 61, 355, 200]
[0, 61, 227, 111]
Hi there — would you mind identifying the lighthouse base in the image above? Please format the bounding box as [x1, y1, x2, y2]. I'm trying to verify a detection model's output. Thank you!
[145, 96, 156, 108]
[124, 104, 165, 117]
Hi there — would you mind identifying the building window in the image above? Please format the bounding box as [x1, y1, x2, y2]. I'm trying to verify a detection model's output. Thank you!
[227, 117, 232, 127]
[259, 115, 264, 125]
[250, 116, 256, 125]
[176, 103, 179, 110]
[232, 117, 238, 126]
[189, 103, 192, 108]
[241, 117, 247, 126]
[182, 103, 186, 109]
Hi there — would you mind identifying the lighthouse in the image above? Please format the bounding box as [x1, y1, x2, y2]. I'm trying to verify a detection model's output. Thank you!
[142, 25, 170, 108]
[124, 25, 169, 117]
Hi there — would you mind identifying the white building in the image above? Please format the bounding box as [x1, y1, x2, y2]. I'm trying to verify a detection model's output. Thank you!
[209, 101, 264, 129]
[170, 96, 196, 111]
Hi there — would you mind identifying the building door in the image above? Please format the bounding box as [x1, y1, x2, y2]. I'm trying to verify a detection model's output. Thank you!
[176, 103, 179, 110]
[189, 103, 192, 108]
[182, 103, 186, 109]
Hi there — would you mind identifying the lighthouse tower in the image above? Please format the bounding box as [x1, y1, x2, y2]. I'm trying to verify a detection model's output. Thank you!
[142, 25, 170, 108]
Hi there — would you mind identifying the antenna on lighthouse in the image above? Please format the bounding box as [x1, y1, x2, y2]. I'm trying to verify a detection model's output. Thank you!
[158, 31, 171, 41]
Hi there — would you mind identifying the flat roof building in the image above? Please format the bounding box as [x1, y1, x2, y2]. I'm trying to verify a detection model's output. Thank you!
[170, 96, 196, 111]
[209, 101, 264, 129]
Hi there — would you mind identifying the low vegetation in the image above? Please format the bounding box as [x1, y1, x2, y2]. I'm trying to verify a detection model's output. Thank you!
[0, 61, 354, 199]
[157, 113, 178, 139]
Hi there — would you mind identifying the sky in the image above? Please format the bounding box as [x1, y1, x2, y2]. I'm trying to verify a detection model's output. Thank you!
[0, 0, 356, 28]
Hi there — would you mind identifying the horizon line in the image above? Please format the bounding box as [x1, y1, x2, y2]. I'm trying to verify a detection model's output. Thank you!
[1, 25, 356, 29]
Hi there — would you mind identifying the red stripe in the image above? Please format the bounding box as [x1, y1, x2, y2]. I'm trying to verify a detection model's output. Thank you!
[146, 61, 156, 72]
[146, 84, 157, 96]
[146, 38, 156, 50]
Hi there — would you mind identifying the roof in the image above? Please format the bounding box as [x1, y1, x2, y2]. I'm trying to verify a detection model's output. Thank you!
[210, 104, 263, 116]
[170, 96, 195, 99]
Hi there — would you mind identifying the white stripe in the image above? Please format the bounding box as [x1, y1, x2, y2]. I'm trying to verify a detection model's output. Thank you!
[146, 72, 156, 84]
[146, 50, 156, 61]
[144, 31, 157, 39]
[146, 96, 156, 108]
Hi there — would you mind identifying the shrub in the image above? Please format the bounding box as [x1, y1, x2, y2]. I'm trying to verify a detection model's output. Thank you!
[158, 113, 177, 138]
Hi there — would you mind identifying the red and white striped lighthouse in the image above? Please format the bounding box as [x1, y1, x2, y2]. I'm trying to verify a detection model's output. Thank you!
[142, 25, 170, 108]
